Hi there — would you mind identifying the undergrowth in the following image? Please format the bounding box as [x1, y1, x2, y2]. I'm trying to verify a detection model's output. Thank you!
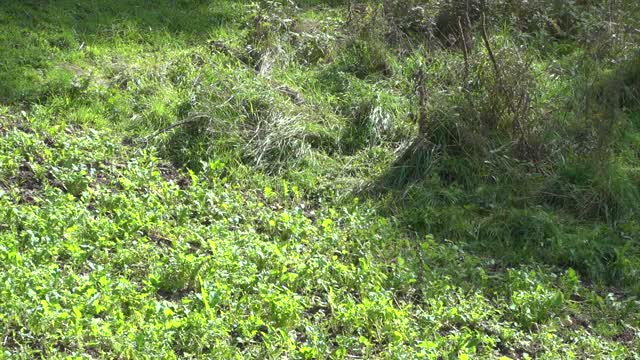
[1, 0, 639, 358]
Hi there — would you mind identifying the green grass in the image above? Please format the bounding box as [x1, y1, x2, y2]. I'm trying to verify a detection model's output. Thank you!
[1, 0, 639, 358]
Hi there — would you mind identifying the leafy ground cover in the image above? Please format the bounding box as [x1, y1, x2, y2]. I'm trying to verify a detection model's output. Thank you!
[1, 0, 639, 358]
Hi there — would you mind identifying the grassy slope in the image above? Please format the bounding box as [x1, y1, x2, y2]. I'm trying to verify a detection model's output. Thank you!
[0, 0, 639, 358]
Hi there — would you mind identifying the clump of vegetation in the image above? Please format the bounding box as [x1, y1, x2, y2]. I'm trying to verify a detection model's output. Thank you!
[1, 0, 639, 358]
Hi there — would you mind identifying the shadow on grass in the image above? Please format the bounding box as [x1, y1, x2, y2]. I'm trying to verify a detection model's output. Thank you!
[363, 124, 640, 294]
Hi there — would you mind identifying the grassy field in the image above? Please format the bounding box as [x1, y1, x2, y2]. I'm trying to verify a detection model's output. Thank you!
[1, 0, 639, 358]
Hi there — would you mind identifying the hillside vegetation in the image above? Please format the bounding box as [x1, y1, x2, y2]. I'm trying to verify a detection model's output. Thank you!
[1, 0, 639, 358]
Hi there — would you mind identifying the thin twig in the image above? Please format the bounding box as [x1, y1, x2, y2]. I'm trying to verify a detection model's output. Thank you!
[480, 12, 530, 144]
[459, 14, 476, 113]
[458, 16, 471, 87]
[142, 114, 212, 143]
[481, 13, 500, 80]
[415, 66, 429, 137]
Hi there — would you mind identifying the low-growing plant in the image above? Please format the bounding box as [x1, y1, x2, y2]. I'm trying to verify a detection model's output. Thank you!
[1, 0, 640, 358]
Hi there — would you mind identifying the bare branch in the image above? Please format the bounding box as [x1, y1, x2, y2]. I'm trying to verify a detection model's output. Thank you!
[415, 66, 429, 137]
[481, 12, 500, 80]
[142, 114, 213, 143]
